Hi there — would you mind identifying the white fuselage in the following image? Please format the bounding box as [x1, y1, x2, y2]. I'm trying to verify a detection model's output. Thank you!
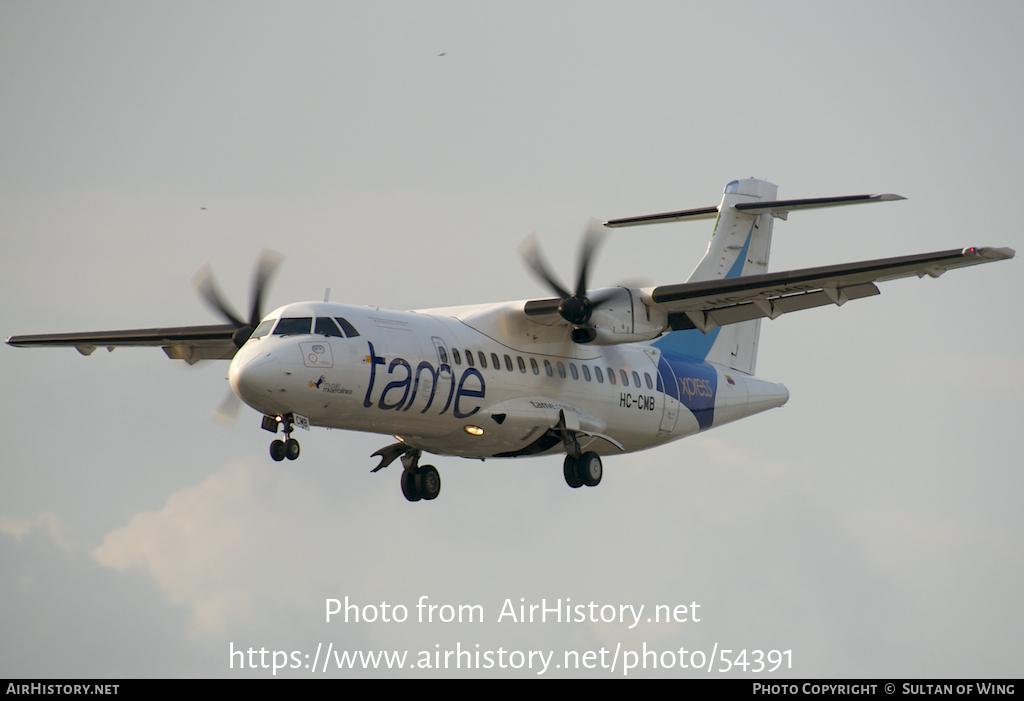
[229, 300, 789, 461]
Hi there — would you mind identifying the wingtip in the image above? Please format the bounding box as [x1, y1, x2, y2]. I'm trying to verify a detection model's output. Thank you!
[972, 246, 1016, 260]
[876, 193, 907, 201]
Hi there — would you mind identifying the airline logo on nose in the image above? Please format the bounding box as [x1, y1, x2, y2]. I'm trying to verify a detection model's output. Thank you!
[309, 374, 352, 395]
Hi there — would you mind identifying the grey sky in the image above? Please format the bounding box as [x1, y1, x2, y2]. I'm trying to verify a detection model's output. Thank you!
[1, 1, 1022, 677]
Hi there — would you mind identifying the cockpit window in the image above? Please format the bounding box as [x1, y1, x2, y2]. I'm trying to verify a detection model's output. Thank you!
[724, 180, 739, 194]
[315, 317, 344, 337]
[335, 317, 360, 338]
[272, 317, 312, 336]
[251, 319, 276, 339]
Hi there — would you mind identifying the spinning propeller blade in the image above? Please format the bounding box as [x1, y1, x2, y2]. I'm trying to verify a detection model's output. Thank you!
[519, 221, 610, 342]
[193, 250, 284, 348]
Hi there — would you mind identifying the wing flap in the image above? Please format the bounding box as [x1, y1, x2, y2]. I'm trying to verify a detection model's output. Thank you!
[655, 247, 1014, 332]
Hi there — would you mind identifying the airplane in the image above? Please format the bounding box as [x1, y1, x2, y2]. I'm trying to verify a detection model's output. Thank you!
[6, 178, 1015, 502]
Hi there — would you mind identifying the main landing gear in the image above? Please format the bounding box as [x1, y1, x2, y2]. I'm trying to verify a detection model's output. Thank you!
[554, 409, 603, 490]
[370, 442, 441, 502]
[401, 464, 441, 502]
[264, 413, 300, 462]
[563, 452, 602, 488]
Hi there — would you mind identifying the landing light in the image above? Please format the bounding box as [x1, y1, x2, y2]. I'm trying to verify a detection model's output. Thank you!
[464, 426, 484, 436]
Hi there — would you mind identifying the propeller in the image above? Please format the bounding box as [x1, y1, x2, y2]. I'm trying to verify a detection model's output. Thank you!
[519, 220, 614, 343]
[193, 250, 285, 348]
[213, 389, 242, 426]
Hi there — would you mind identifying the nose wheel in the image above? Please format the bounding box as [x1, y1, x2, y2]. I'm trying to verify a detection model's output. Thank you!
[266, 414, 301, 462]
[271, 438, 301, 461]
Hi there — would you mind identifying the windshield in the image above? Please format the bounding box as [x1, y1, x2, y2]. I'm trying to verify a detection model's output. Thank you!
[251, 319, 276, 338]
[272, 317, 312, 336]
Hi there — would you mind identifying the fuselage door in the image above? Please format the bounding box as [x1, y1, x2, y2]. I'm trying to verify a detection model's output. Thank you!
[656, 362, 679, 436]
[431, 337, 453, 380]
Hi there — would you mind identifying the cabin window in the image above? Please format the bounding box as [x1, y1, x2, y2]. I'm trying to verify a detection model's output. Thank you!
[453, 348, 462, 365]
[334, 317, 360, 338]
[594, 366, 604, 383]
[644, 372, 653, 389]
[569, 363, 579, 380]
[620, 369, 629, 386]
[557, 361, 566, 379]
[530, 358, 539, 375]
[465, 350, 475, 367]
[315, 317, 344, 337]
[517, 356, 527, 373]
[608, 368, 616, 385]
[478, 351, 487, 368]
[504, 355, 514, 371]
[582, 364, 591, 381]
[544, 360, 553, 377]
[251, 319, 276, 338]
[438, 347, 449, 364]
[273, 317, 312, 335]
[492, 353, 501, 369]
[632, 371, 641, 387]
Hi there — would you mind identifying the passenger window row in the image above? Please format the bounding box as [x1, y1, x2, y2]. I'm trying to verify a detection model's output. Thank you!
[448, 347, 654, 389]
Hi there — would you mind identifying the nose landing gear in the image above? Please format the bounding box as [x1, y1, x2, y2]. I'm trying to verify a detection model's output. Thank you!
[264, 413, 301, 462]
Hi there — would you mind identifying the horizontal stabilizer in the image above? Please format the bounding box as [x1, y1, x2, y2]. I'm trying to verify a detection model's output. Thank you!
[735, 193, 905, 220]
[604, 206, 719, 228]
[604, 193, 904, 228]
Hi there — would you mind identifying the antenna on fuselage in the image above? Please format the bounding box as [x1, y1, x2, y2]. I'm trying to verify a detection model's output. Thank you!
[324, 288, 331, 302]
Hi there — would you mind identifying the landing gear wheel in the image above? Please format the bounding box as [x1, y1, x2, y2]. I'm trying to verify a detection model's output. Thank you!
[285, 438, 300, 460]
[419, 465, 441, 500]
[401, 468, 422, 502]
[563, 455, 584, 488]
[270, 440, 286, 462]
[580, 452, 602, 487]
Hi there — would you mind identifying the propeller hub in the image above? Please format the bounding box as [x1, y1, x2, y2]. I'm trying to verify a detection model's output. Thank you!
[558, 296, 591, 326]
[232, 325, 255, 348]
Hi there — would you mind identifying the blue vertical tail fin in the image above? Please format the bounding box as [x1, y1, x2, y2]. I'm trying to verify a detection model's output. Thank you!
[652, 178, 777, 374]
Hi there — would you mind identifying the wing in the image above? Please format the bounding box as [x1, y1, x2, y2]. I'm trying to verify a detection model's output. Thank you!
[649, 246, 1015, 333]
[5, 324, 238, 364]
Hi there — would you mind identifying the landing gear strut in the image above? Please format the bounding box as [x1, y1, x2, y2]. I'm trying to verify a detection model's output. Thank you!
[554, 410, 602, 489]
[266, 414, 300, 462]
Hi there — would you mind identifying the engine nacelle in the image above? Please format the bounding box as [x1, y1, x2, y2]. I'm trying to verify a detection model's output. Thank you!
[582, 288, 667, 345]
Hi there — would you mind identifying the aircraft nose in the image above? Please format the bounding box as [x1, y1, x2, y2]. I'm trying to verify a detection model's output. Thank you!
[230, 351, 282, 405]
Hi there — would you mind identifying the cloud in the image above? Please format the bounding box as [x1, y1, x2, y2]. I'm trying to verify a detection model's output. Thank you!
[93, 461, 282, 638]
[0, 512, 73, 552]
[0, 514, 209, 677]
